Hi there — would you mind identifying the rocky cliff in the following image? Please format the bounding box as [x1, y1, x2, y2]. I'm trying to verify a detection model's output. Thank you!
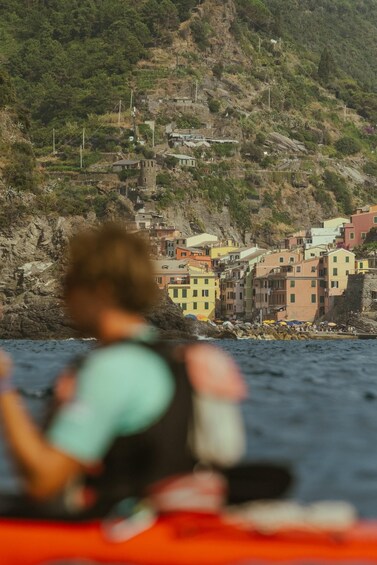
[0, 216, 195, 339]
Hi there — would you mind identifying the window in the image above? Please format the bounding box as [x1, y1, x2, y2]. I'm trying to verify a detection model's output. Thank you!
[182, 289, 187, 298]
[331, 281, 339, 289]
[204, 278, 209, 285]
[265, 294, 268, 302]
[374, 216, 377, 224]
[320, 296, 325, 304]
[193, 302, 198, 310]
[290, 280, 295, 288]
[289, 257, 294, 263]
[362, 232, 367, 240]
[311, 280, 316, 287]
[181, 252, 187, 257]
[320, 280, 326, 288]
[290, 294, 295, 303]
[193, 278, 198, 285]
[157, 277, 162, 284]
[170, 277, 175, 283]
[204, 302, 209, 310]
[346, 270, 349, 276]
[279, 257, 284, 263]
[311, 294, 316, 304]
[372, 291, 377, 300]
[202, 290, 209, 297]
[239, 293, 243, 300]
[173, 288, 178, 298]
[311, 266, 316, 273]
[350, 232, 355, 240]
[345, 256, 350, 263]
[193, 290, 198, 297]
[182, 304, 187, 311]
[333, 256, 337, 263]
[333, 268, 338, 276]
[296, 266, 301, 273]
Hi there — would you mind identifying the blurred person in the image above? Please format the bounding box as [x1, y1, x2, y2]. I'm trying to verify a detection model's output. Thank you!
[0, 224, 248, 519]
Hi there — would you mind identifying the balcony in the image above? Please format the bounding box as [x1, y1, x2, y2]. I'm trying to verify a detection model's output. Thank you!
[168, 277, 190, 285]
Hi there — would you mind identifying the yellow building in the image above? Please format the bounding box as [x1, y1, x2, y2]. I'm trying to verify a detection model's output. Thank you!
[304, 244, 329, 261]
[168, 265, 218, 320]
[209, 244, 239, 260]
[322, 248, 355, 312]
[322, 217, 350, 229]
[356, 258, 371, 274]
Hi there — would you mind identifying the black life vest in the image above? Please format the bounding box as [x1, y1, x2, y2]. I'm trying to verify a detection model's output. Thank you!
[84, 340, 197, 516]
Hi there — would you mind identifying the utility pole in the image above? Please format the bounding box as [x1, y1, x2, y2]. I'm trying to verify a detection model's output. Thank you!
[118, 100, 122, 127]
[79, 145, 83, 169]
[52, 128, 56, 154]
[130, 90, 133, 113]
[82, 127, 86, 150]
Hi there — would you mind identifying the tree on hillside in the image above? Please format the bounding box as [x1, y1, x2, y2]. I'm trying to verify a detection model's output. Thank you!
[235, 0, 273, 32]
[318, 47, 336, 85]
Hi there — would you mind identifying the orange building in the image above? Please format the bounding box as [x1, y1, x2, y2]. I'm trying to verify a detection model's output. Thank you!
[175, 246, 212, 268]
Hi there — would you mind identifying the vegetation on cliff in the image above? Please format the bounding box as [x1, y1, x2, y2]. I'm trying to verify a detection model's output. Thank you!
[2, 0, 377, 242]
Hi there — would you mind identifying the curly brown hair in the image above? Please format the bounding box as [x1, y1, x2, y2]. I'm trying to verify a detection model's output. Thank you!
[64, 223, 158, 313]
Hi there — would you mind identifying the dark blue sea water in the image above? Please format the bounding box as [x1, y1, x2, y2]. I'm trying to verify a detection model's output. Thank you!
[1, 339, 377, 517]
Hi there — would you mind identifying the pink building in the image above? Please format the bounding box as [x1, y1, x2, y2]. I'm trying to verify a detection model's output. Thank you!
[343, 205, 377, 249]
[283, 231, 309, 250]
[270, 258, 326, 321]
[253, 249, 304, 316]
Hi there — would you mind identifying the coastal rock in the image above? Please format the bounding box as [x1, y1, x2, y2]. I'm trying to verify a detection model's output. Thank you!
[0, 216, 197, 340]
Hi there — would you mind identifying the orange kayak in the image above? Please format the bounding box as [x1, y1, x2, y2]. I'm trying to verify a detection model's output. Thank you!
[1, 513, 377, 565]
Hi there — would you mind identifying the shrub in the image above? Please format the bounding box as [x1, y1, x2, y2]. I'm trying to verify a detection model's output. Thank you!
[335, 136, 362, 156]
[323, 170, 353, 214]
[212, 63, 224, 79]
[156, 171, 173, 187]
[363, 161, 377, 177]
[208, 99, 221, 113]
[212, 143, 236, 158]
[241, 142, 263, 163]
[176, 114, 202, 129]
[190, 19, 212, 51]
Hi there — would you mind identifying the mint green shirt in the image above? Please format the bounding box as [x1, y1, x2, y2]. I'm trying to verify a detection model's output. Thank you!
[48, 342, 175, 463]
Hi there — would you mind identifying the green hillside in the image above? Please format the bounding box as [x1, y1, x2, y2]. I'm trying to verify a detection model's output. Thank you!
[2, 0, 377, 243]
[265, 0, 377, 90]
[0, 1, 196, 131]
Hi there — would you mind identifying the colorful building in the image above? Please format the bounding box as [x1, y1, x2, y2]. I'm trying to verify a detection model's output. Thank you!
[220, 265, 246, 319]
[343, 205, 377, 249]
[252, 249, 304, 319]
[356, 258, 371, 274]
[175, 245, 212, 268]
[321, 248, 356, 312]
[154, 259, 217, 320]
[253, 258, 325, 322]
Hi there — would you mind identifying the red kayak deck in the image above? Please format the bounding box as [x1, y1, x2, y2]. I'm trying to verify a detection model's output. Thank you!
[1, 513, 377, 565]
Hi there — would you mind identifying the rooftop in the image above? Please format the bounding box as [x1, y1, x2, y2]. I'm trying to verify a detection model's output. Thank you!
[153, 260, 189, 273]
[166, 153, 196, 160]
[112, 159, 140, 166]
